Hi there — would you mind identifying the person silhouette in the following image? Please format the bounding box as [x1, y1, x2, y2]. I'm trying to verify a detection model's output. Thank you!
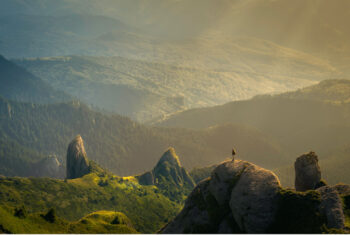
[232, 148, 236, 161]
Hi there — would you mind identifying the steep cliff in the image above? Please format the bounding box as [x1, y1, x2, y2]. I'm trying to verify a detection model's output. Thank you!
[161, 155, 350, 233]
[66, 135, 90, 179]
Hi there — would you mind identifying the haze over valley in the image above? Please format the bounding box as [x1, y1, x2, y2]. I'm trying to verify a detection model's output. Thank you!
[0, 0, 350, 233]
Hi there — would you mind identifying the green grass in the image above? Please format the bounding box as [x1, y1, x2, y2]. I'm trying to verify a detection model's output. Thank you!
[0, 172, 181, 233]
[0, 205, 69, 233]
[0, 205, 137, 234]
[68, 210, 138, 234]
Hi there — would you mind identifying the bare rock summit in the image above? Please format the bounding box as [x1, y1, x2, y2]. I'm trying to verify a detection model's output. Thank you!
[161, 159, 281, 233]
[137, 147, 195, 201]
[295, 151, 321, 191]
[66, 135, 90, 179]
[161, 152, 350, 233]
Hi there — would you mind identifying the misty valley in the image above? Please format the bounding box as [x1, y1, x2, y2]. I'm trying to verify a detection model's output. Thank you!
[1, 0, 350, 234]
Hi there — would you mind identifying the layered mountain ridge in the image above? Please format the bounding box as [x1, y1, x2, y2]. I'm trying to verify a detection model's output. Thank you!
[13, 53, 328, 122]
[157, 79, 350, 185]
[0, 55, 69, 104]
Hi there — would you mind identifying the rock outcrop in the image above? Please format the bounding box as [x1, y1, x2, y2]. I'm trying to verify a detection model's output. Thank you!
[317, 186, 345, 229]
[137, 147, 195, 201]
[161, 159, 281, 233]
[161, 154, 350, 234]
[159, 179, 214, 233]
[208, 160, 248, 206]
[66, 135, 90, 179]
[230, 164, 281, 233]
[295, 151, 321, 191]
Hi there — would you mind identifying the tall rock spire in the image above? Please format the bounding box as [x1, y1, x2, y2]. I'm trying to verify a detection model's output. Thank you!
[66, 135, 90, 179]
[294, 151, 321, 191]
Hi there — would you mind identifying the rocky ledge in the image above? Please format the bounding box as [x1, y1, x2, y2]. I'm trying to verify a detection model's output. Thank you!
[160, 152, 350, 233]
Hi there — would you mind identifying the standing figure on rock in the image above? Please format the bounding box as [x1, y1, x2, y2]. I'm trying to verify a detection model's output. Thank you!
[232, 148, 236, 161]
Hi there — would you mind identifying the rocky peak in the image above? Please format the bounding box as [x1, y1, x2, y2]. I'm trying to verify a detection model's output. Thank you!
[66, 135, 90, 179]
[156, 147, 181, 168]
[153, 147, 194, 187]
[295, 151, 321, 191]
[137, 147, 195, 201]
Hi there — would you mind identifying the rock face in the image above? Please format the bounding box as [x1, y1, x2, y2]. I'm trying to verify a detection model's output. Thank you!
[317, 186, 345, 229]
[295, 151, 321, 191]
[208, 160, 248, 206]
[230, 164, 281, 233]
[66, 135, 90, 179]
[161, 155, 350, 234]
[153, 148, 194, 187]
[161, 159, 281, 233]
[137, 147, 195, 201]
[159, 179, 213, 234]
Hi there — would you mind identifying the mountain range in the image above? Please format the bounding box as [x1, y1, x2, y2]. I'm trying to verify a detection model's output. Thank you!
[2, 1, 349, 123]
[13, 52, 333, 122]
[1, 54, 349, 187]
[0, 1, 349, 233]
[157, 79, 350, 186]
[0, 55, 69, 104]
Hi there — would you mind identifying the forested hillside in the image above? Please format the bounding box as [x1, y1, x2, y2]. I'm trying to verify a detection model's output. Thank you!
[14, 49, 329, 122]
[159, 79, 350, 185]
[0, 55, 69, 104]
[158, 79, 350, 156]
[0, 96, 285, 177]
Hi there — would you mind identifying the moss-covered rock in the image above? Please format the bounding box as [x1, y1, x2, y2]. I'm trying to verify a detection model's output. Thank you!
[162, 157, 350, 234]
[268, 189, 327, 233]
[137, 147, 195, 202]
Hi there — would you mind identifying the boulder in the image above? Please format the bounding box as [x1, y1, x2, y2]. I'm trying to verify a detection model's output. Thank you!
[295, 151, 321, 191]
[229, 164, 281, 233]
[208, 159, 250, 206]
[161, 153, 349, 233]
[160, 179, 213, 233]
[217, 213, 237, 234]
[66, 135, 90, 179]
[317, 186, 345, 229]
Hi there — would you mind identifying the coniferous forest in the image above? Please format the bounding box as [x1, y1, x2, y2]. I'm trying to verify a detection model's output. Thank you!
[1, 1, 350, 234]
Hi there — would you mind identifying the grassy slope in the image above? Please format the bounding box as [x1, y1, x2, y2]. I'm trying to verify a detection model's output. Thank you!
[68, 210, 138, 234]
[0, 206, 137, 234]
[0, 171, 180, 233]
